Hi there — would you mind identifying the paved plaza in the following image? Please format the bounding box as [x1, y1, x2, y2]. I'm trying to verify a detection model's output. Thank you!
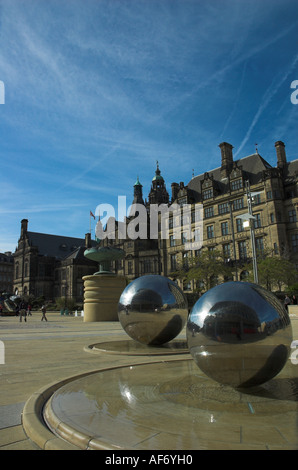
[0, 311, 297, 450]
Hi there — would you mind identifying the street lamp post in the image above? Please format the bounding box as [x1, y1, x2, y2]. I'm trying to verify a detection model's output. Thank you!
[245, 180, 259, 284]
[229, 201, 238, 281]
[236, 181, 260, 284]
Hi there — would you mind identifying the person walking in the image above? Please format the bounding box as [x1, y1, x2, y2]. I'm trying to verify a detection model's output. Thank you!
[19, 300, 27, 322]
[284, 295, 291, 311]
[41, 305, 48, 321]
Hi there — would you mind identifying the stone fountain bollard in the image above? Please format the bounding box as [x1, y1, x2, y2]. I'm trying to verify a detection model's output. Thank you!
[83, 246, 126, 322]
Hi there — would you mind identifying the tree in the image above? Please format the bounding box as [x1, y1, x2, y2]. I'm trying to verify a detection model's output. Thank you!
[172, 249, 233, 293]
[55, 296, 76, 312]
[245, 254, 297, 291]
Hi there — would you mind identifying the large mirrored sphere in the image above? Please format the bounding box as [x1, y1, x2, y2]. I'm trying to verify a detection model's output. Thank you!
[118, 275, 188, 345]
[187, 282, 292, 388]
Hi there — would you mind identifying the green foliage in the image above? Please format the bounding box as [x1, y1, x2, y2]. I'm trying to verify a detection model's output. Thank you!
[171, 248, 297, 294]
[288, 282, 298, 295]
[55, 297, 77, 311]
[244, 254, 297, 291]
[171, 249, 233, 293]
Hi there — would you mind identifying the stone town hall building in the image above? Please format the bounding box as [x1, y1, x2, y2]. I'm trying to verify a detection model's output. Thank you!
[13, 223, 97, 302]
[12, 140, 298, 302]
[103, 140, 298, 288]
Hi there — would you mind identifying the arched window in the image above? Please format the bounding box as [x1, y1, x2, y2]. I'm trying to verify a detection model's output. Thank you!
[240, 270, 249, 281]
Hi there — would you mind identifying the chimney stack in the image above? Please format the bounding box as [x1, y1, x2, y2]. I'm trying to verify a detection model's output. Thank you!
[219, 142, 233, 177]
[21, 219, 28, 238]
[171, 182, 179, 201]
[85, 232, 92, 248]
[275, 141, 287, 169]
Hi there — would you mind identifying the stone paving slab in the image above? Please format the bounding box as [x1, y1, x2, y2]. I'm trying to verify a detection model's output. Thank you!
[0, 402, 24, 428]
[0, 312, 297, 450]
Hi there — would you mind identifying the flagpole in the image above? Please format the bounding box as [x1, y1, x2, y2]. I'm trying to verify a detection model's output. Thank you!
[90, 211, 96, 237]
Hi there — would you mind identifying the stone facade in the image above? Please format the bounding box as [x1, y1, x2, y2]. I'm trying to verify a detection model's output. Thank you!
[13, 221, 97, 301]
[103, 140, 298, 292]
[12, 140, 298, 301]
[165, 141, 298, 291]
[0, 251, 14, 294]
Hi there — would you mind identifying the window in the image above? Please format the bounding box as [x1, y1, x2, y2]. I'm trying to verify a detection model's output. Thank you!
[207, 225, 214, 239]
[223, 243, 231, 259]
[256, 237, 264, 255]
[181, 212, 190, 228]
[193, 228, 201, 242]
[203, 188, 213, 200]
[270, 213, 275, 223]
[204, 206, 214, 218]
[178, 196, 187, 206]
[127, 261, 133, 274]
[252, 194, 261, 205]
[183, 252, 189, 269]
[236, 218, 244, 232]
[170, 235, 175, 247]
[292, 234, 298, 253]
[221, 221, 229, 236]
[254, 213, 262, 228]
[233, 198, 244, 210]
[181, 232, 188, 245]
[143, 260, 152, 273]
[286, 189, 295, 198]
[289, 209, 297, 223]
[170, 254, 177, 271]
[240, 270, 249, 280]
[266, 190, 273, 200]
[230, 179, 242, 191]
[238, 241, 247, 260]
[218, 202, 229, 215]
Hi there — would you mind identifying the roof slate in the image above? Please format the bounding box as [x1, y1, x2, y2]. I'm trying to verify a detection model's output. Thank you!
[186, 153, 297, 202]
[26, 232, 97, 259]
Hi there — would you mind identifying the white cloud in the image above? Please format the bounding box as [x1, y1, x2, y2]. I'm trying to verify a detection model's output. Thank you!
[236, 52, 298, 157]
[0, 0, 297, 251]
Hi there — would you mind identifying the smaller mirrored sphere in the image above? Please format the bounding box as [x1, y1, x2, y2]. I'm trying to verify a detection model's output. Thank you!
[118, 275, 188, 345]
[187, 282, 292, 388]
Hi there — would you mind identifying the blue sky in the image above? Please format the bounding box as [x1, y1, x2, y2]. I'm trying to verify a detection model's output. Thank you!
[0, 0, 297, 253]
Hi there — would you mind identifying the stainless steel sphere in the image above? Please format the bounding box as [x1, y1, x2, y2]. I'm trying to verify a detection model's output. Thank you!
[187, 282, 292, 388]
[118, 275, 188, 345]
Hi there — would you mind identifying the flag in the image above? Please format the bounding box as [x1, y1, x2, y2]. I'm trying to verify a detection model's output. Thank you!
[90, 211, 95, 219]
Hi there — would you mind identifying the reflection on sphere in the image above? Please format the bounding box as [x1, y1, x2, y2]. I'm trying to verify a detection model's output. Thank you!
[187, 282, 292, 388]
[118, 275, 188, 345]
